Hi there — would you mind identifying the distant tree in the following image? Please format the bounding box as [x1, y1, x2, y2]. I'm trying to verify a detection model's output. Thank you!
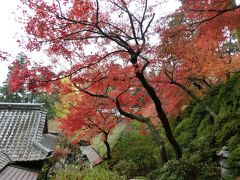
[0, 52, 32, 103]
[0, 52, 60, 119]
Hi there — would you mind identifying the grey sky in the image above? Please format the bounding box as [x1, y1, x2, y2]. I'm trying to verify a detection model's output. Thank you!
[0, 1, 23, 84]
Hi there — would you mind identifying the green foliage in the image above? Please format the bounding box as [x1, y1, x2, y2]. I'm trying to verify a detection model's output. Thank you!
[159, 158, 198, 180]
[174, 117, 198, 147]
[34, 92, 60, 120]
[111, 122, 160, 177]
[52, 165, 83, 180]
[227, 134, 240, 151]
[207, 73, 240, 115]
[199, 162, 220, 180]
[171, 73, 240, 178]
[38, 163, 51, 180]
[53, 165, 125, 180]
[83, 167, 126, 180]
[228, 145, 240, 177]
[112, 160, 137, 179]
[216, 116, 240, 144]
[125, 146, 158, 175]
[159, 154, 220, 180]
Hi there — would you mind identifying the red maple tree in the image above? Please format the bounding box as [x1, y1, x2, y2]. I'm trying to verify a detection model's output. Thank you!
[58, 88, 122, 160]
[156, 0, 240, 120]
[9, 0, 240, 163]
[15, 0, 235, 162]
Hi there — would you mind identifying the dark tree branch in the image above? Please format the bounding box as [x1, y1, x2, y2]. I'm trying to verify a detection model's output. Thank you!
[72, 82, 109, 98]
[116, 98, 147, 123]
[95, 0, 99, 24]
[189, 5, 240, 13]
[143, 13, 155, 36]
[124, 4, 139, 46]
[141, 59, 150, 74]
[164, 71, 217, 118]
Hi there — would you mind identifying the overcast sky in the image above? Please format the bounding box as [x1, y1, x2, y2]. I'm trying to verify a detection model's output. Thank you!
[0, 0, 182, 85]
[0, 1, 23, 84]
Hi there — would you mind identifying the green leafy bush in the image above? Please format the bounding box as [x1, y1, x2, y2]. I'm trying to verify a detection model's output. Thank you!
[159, 156, 220, 180]
[53, 165, 83, 180]
[227, 135, 240, 151]
[159, 158, 199, 180]
[113, 160, 137, 178]
[125, 146, 158, 175]
[199, 162, 220, 180]
[228, 145, 240, 177]
[169, 73, 240, 178]
[83, 167, 126, 180]
[53, 165, 125, 180]
[111, 123, 161, 176]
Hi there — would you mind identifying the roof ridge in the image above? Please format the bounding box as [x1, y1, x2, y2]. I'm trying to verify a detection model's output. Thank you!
[0, 102, 43, 110]
[32, 110, 49, 155]
[32, 139, 52, 155]
[32, 110, 58, 156]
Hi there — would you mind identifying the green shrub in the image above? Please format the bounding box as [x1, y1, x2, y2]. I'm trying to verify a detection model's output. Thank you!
[111, 123, 161, 176]
[53, 165, 125, 180]
[190, 104, 207, 121]
[128, 147, 159, 175]
[174, 117, 197, 147]
[159, 158, 199, 180]
[228, 145, 240, 177]
[113, 160, 137, 178]
[53, 165, 83, 180]
[151, 74, 240, 179]
[83, 167, 126, 180]
[216, 119, 240, 144]
[227, 135, 240, 151]
[146, 169, 162, 179]
[112, 144, 159, 176]
[199, 162, 220, 180]
[159, 156, 220, 180]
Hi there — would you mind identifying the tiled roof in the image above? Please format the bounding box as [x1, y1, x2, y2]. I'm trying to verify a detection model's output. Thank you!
[0, 152, 9, 170]
[80, 146, 103, 166]
[0, 103, 57, 171]
[0, 165, 38, 180]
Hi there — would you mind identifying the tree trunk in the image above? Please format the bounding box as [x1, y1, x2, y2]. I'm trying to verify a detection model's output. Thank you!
[103, 133, 112, 160]
[226, 71, 231, 80]
[146, 120, 168, 163]
[135, 72, 182, 160]
[115, 99, 168, 163]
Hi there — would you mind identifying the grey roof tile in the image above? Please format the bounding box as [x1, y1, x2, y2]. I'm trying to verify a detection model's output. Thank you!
[80, 146, 103, 166]
[41, 134, 58, 151]
[0, 152, 10, 170]
[0, 165, 38, 180]
[0, 103, 58, 171]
